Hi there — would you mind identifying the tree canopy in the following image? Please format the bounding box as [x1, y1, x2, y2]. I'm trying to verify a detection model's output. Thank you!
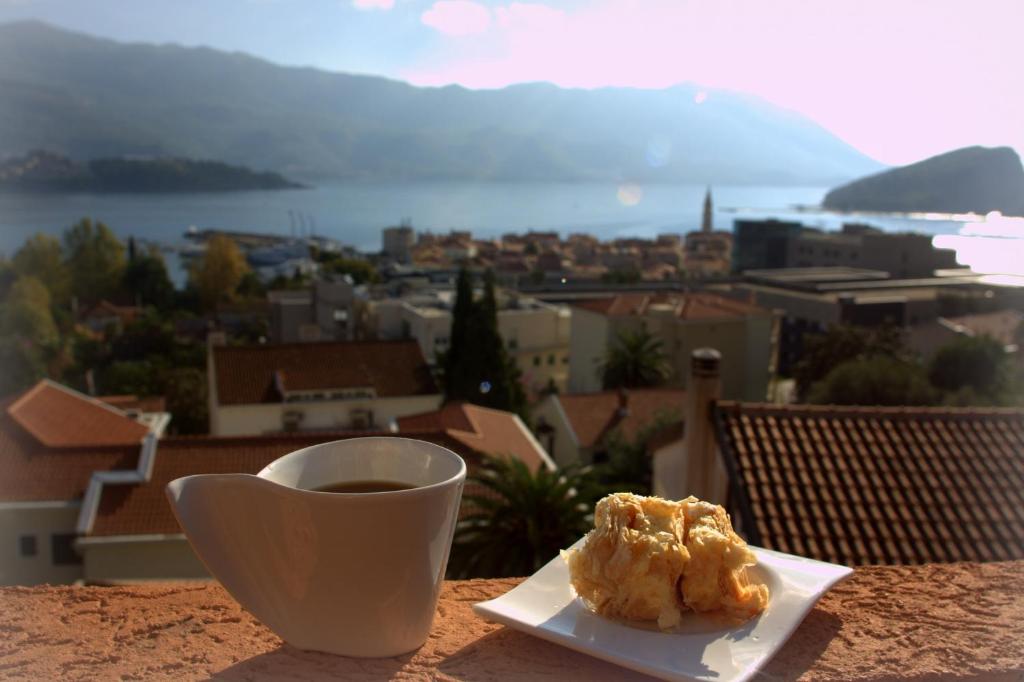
[441, 268, 528, 419]
[191, 235, 250, 312]
[122, 247, 175, 310]
[794, 323, 909, 399]
[448, 455, 592, 579]
[928, 335, 1015, 404]
[808, 355, 938, 406]
[64, 218, 125, 303]
[600, 327, 669, 389]
[13, 234, 69, 304]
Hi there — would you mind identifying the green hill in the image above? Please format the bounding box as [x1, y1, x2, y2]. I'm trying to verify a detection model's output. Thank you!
[823, 146, 1024, 216]
[0, 150, 302, 192]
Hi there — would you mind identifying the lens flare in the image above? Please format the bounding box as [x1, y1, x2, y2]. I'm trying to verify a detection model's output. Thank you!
[617, 183, 643, 206]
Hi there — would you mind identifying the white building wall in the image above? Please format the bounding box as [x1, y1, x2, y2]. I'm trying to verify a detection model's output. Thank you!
[80, 536, 209, 583]
[531, 396, 581, 467]
[211, 394, 443, 436]
[0, 502, 82, 586]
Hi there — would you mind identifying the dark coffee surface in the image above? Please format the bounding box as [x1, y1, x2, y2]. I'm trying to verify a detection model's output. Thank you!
[310, 480, 415, 494]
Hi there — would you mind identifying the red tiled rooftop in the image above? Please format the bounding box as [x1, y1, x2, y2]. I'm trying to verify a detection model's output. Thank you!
[557, 388, 685, 448]
[714, 401, 1024, 565]
[212, 340, 438, 405]
[6, 380, 149, 448]
[0, 397, 138, 503]
[98, 394, 167, 413]
[397, 402, 551, 471]
[572, 292, 767, 320]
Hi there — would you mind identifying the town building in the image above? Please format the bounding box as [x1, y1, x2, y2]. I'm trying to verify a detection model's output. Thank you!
[382, 224, 415, 264]
[532, 388, 685, 466]
[907, 309, 1023, 363]
[709, 267, 1022, 375]
[733, 220, 959, 278]
[652, 349, 1024, 564]
[369, 290, 572, 395]
[267, 275, 360, 343]
[567, 293, 777, 401]
[206, 337, 442, 436]
[0, 380, 550, 585]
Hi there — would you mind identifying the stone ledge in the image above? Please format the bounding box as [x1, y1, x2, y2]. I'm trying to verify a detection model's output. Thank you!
[0, 562, 1022, 681]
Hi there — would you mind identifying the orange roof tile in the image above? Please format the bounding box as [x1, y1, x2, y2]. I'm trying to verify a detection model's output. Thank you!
[557, 388, 686, 448]
[7, 380, 150, 449]
[0, 395, 139, 503]
[397, 402, 550, 471]
[714, 402, 1024, 565]
[213, 340, 438, 405]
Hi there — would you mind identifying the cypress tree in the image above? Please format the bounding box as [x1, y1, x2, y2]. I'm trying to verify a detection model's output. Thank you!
[442, 268, 528, 421]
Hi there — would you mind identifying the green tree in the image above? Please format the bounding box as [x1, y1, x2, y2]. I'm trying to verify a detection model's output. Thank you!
[793, 323, 909, 399]
[441, 268, 527, 419]
[13, 234, 70, 304]
[2, 276, 59, 345]
[191, 235, 249, 312]
[121, 247, 175, 310]
[600, 327, 668, 389]
[928, 335, 1012, 403]
[323, 257, 380, 285]
[99, 360, 159, 396]
[808, 356, 938, 406]
[164, 368, 208, 434]
[448, 455, 593, 578]
[64, 218, 126, 302]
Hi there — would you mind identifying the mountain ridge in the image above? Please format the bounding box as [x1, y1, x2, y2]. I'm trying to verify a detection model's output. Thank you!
[0, 20, 884, 185]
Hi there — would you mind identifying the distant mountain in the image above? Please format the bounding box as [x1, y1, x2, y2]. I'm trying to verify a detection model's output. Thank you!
[0, 20, 884, 185]
[0, 150, 301, 192]
[823, 146, 1024, 216]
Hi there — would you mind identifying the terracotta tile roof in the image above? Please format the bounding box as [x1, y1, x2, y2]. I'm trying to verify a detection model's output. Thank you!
[7, 380, 150, 448]
[572, 293, 766, 320]
[557, 388, 686, 448]
[77, 300, 141, 323]
[714, 402, 1024, 565]
[397, 402, 551, 471]
[89, 431, 475, 537]
[0, 395, 138, 503]
[212, 340, 438, 405]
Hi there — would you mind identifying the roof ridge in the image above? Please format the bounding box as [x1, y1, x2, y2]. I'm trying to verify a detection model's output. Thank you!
[715, 400, 1024, 418]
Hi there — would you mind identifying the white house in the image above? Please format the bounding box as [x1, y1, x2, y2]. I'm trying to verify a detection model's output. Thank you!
[207, 337, 443, 436]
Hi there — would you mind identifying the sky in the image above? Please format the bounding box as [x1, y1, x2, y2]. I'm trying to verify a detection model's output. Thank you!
[1, 0, 1021, 166]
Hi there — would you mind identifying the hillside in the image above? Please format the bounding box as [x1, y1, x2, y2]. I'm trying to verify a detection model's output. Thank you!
[0, 151, 302, 192]
[823, 146, 1024, 216]
[0, 21, 883, 185]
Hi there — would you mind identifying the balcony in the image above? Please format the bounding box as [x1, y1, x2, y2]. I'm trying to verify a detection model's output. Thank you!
[2, 561, 1020, 679]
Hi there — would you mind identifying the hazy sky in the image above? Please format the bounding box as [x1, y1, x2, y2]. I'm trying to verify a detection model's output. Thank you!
[2, 0, 1021, 166]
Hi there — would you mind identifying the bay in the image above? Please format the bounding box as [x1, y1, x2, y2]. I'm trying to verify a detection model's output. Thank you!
[0, 181, 1017, 282]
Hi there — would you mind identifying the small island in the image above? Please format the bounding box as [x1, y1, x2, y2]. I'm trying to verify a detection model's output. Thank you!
[823, 145, 1024, 216]
[0, 150, 304, 193]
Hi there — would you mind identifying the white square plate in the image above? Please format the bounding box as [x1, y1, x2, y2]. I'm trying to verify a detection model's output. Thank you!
[472, 539, 852, 682]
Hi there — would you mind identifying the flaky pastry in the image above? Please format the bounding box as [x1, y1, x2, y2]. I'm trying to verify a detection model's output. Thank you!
[563, 493, 768, 629]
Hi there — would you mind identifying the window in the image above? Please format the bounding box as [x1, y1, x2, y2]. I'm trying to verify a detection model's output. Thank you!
[19, 535, 37, 557]
[51, 534, 82, 566]
[547, 354, 555, 365]
[533, 356, 541, 367]
[508, 338, 518, 350]
[562, 356, 568, 364]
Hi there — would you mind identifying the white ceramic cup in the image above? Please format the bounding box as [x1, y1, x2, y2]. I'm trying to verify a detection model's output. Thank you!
[165, 437, 466, 657]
